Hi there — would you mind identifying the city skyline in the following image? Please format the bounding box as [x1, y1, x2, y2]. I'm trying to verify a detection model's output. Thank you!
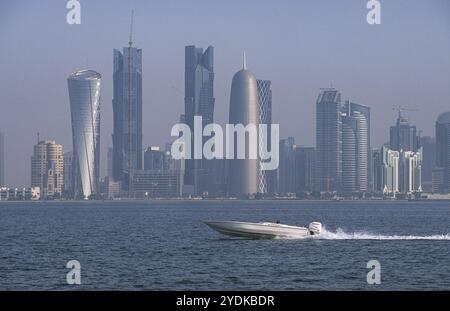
[1, 1, 450, 186]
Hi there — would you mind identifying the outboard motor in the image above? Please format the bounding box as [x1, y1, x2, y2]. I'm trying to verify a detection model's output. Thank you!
[309, 222, 322, 235]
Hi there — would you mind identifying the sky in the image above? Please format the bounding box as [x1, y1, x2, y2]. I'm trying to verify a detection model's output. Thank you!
[0, 0, 449, 187]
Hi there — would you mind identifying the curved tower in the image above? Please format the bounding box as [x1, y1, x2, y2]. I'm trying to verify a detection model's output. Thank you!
[228, 53, 260, 196]
[68, 70, 101, 199]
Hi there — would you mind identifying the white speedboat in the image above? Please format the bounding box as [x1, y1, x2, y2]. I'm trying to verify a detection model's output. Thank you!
[204, 220, 322, 239]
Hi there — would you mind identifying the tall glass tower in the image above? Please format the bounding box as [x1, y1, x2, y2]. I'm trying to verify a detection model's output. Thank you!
[435, 112, 450, 193]
[315, 88, 342, 192]
[68, 70, 101, 199]
[389, 113, 419, 152]
[341, 101, 370, 193]
[112, 42, 143, 192]
[228, 54, 259, 196]
[184, 45, 215, 195]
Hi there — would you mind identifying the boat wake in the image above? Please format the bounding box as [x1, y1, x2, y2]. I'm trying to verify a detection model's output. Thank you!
[308, 227, 450, 240]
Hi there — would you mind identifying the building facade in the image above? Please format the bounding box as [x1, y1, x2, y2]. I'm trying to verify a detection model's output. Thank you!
[435, 112, 450, 193]
[256, 79, 273, 194]
[390, 113, 420, 152]
[420, 136, 435, 192]
[184, 45, 215, 196]
[341, 101, 370, 193]
[294, 146, 315, 194]
[315, 88, 342, 192]
[31, 140, 64, 198]
[63, 151, 74, 198]
[67, 69, 101, 199]
[143, 146, 167, 171]
[381, 146, 400, 195]
[277, 137, 296, 194]
[400, 149, 422, 193]
[371, 148, 383, 193]
[112, 43, 143, 192]
[132, 146, 183, 198]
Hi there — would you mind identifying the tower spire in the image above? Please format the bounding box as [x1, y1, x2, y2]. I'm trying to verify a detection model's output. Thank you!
[243, 51, 247, 70]
[128, 10, 134, 47]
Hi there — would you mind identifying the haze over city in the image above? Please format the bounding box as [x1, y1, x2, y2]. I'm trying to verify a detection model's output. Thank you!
[1, 0, 450, 187]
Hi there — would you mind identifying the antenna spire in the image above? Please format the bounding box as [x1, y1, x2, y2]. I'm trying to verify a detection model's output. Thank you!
[243, 51, 247, 70]
[129, 10, 134, 47]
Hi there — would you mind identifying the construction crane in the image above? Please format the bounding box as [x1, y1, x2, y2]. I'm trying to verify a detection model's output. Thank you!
[392, 105, 418, 121]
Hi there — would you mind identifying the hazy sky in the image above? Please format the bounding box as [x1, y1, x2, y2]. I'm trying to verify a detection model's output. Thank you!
[1, 0, 450, 187]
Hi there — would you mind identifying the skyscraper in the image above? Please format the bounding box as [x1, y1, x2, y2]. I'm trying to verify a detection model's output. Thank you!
[31, 140, 64, 198]
[277, 137, 296, 194]
[341, 101, 370, 193]
[107, 147, 113, 178]
[389, 113, 420, 152]
[0, 132, 4, 186]
[420, 136, 435, 192]
[294, 146, 316, 194]
[67, 69, 101, 199]
[228, 54, 259, 196]
[435, 112, 450, 193]
[184, 45, 215, 196]
[63, 151, 74, 198]
[371, 148, 383, 193]
[400, 149, 422, 193]
[315, 88, 342, 192]
[257, 79, 273, 194]
[112, 40, 143, 192]
[381, 145, 400, 195]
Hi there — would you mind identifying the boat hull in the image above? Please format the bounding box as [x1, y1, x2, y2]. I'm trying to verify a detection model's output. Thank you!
[205, 221, 311, 239]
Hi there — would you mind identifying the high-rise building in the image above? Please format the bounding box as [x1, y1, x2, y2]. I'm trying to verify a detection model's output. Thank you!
[184, 45, 215, 196]
[67, 69, 101, 199]
[341, 101, 370, 193]
[371, 148, 383, 193]
[63, 151, 74, 198]
[112, 41, 143, 192]
[389, 113, 420, 152]
[228, 53, 259, 196]
[31, 140, 64, 198]
[107, 147, 113, 178]
[400, 149, 422, 193]
[131, 146, 183, 198]
[294, 146, 315, 193]
[143, 146, 166, 171]
[315, 88, 342, 192]
[435, 112, 450, 193]
[256, 79, 273, 194]
[420, 136, 435, 192]
[0, 132, 4, 186]
[277, 137, 296, 194]
[381, 146, 400, 195]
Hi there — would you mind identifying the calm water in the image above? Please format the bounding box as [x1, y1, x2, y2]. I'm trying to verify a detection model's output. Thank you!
[0, 200, 449, 290]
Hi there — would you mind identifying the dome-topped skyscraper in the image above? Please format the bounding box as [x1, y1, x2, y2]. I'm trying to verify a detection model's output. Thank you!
[228, 53, 260, 196]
